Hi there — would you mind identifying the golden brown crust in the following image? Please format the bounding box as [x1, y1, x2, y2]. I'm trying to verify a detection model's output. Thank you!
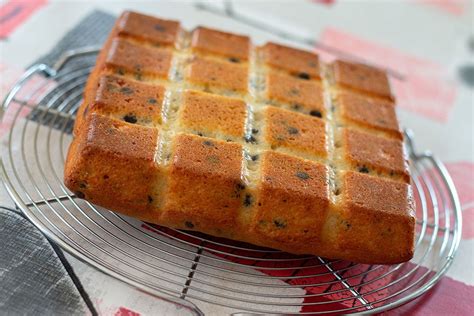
[264, 107, 327, 158]
[337, 91, 402, 139]
[65, 10, 415, 264]
[117, 11, 180, 47]
[252, 151, 330, 248]
[261, 42, 320, 79]
[91, 75, 165, 125]
[342, 128, 410, 182]
[162, 134, 244, 233]
[332, 60, 393, 100]
[266, 70, 325, 115]
[186, 56, 248, 93]
[64, 114, 161, 221]
[179, 90, 247, 138]
[337, 171, 415, 263]
[191, 26, 250, 61]
[105, 38, 173, 79]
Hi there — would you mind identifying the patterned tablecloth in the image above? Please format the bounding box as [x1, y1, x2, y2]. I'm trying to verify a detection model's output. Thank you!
[0, 0, 473, 315]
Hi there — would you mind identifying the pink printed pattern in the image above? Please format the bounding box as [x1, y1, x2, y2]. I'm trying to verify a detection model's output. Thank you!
[446, 162, 474, 239]
[315, 28, 457, 122]
[312, 0, 336, 5]
[114, 307, 140, 316]
[0, 0, 47, 38]
[0, 63, 57, 137]
[415, 0, 468, 16]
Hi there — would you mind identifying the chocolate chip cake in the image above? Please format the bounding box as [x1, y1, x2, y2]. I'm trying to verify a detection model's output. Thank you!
[65, 11, 415, 264]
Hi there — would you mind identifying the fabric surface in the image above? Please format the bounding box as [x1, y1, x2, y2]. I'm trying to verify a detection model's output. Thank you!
[0, 12, 116, 315]
[0, 208, 88, 315]
[33, 10, 115, 67]
[29, 10, 116, 132]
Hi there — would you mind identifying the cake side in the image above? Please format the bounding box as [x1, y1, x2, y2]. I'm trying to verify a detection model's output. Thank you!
[64, 10, 415, 264]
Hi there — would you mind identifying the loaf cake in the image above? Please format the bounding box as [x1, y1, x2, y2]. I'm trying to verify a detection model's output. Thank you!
[65, 11, 415, 264]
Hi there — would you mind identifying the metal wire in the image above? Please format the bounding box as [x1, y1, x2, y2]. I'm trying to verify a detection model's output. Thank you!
[0, 50, 462, 315]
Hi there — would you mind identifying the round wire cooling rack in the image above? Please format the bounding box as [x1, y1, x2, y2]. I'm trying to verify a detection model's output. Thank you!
[0, 47, 463, 315]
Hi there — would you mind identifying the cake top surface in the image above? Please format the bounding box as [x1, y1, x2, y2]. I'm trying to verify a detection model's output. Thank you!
[80, 10, 411, 224]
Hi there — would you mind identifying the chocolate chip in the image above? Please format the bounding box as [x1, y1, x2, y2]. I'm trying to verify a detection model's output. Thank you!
[273, 219, 287, 228]
[123, 114, 137, 124]
[292, 103, 301, 110]
[185, 221, 194, 229]
[287, 126, 299, 135]
[147, 98, 158, 104]
[243, 194, 252, 207]
[297, 72, 310, 80]
[154, 24, 166, 32]
[309, 110, 322, 118]
[207, 155, 220, 164]
[245, 135, 257, 144]
[236, 183, 246, 191]
[120, 87, 134, 95]
[197, 132, 204, 136]
[296, 171, 310, 180]
[79, 182, 87, 189]
[289, 88, 300, 96]
[251, 128, 259, 134]
[358, 166, 369, 173]
[106, 83, 118, 92]
[251, 154, 259, 161]
[342, 220, 352, 230]
[134, 65, 142, 80]
[75, 191, 85, 199]
[148, 195, 153, 203]
[203, 140, 214, 146]
[116, 68, 125, 75]
[228, 57, 240, 63]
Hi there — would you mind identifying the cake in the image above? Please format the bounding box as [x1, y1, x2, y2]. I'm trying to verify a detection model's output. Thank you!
[65, 11, 415, 264]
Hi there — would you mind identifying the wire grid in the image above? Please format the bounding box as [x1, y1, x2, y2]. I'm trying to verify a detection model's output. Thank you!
[0, 49, 462, 315]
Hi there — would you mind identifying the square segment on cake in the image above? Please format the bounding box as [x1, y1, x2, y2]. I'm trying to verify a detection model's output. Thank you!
[266, 70, 325, 116]
[65, 10, 415, 264]
[260, 42, 321, 79]
[117, 11, 181, 47]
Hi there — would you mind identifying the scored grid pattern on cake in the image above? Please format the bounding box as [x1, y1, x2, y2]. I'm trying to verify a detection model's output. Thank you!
[65, 11, 413, 264]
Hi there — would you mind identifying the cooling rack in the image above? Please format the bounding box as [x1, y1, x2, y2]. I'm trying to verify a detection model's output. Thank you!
[0, 47, 462, 315]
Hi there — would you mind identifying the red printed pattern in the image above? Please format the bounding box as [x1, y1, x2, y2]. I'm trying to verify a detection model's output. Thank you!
[114, 307, 140, 316]
[316, 28, 457, 122]
[0, 0, 47, 38]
